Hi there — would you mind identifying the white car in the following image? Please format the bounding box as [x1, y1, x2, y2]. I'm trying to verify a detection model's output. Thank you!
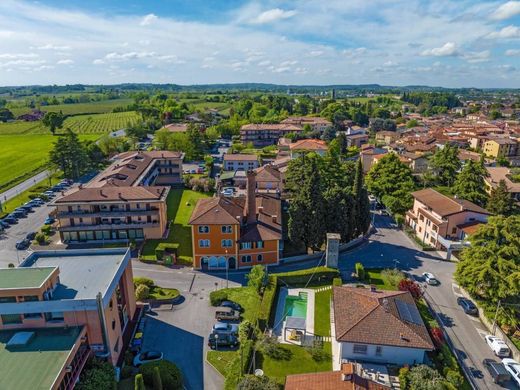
[422, 272, 439, 285]
[133, 351, 163, 367]
[213, 322, 239, 334]
[485, 335, 510, 357]
[502, 358, 520, 386]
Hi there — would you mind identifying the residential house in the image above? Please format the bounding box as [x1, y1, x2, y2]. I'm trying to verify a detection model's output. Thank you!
[289, 139, 329, 158]
[285, 363, 390, 390]
[277, 137, 292, 151]
[17, 109, 45, 121]
[254, 164, 283, 193]
[406, 188, 490, 249]
[189, 172, 282, 270]
[360, 146, 388, 174]
[483, 138, 518, 159]
[281, 116, 332, 132]
[52, 151, 183, 243]
[163, 123, 189, 133]
[223, 154, 259, 171]
[240, 124, 303, 147]
[346, 133, 369, 148]
[399, 152, 429, 174]
[375, 131, 400, 146]
[0, 248, 136, 388]
[332, 286, 434, 366]
[484, 167, 520, 201]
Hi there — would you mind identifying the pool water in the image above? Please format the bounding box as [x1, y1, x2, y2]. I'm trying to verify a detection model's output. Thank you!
[284, 292, 308, 318]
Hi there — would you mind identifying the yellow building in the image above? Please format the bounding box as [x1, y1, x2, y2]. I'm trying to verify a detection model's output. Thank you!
[483, 138, 518, 159]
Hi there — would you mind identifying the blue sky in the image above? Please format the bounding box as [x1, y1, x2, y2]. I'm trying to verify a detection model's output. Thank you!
[0, 0, 519, 87]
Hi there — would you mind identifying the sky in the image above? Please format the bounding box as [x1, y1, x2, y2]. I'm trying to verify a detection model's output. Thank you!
[0, 0, 519, 88]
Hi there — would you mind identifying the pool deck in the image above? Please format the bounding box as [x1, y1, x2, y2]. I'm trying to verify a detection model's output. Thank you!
[273, 287, 315, 345]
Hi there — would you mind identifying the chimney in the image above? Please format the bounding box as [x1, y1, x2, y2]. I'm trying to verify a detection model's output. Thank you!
[341, 374, 353, 382]
[382, 298, 389, 312]
[370, 285, 376, 292]
[246, 170, 257, 224]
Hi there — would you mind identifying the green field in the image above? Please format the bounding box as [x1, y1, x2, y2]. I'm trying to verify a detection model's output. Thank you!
[0, 134, 99, 189]
[0, 111, 140, 135]
[9, 99, 134, 116]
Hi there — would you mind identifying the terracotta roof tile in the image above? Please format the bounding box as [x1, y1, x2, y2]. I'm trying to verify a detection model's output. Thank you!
[412, 188, 490, 217]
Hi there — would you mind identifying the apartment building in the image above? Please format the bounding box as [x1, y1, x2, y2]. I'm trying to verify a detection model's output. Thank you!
[0, 248, 136, 389]
[484, 167, 520, 201]
[281, 116, 332, 132]
[406, 188, 490, 249]
[240, 123, 302, 147]
[483, 138, 518, 159]
[223, 153, 259, 171]
[52, 151, 182, 243]
[189, 172, 282, 270]
[289, 138, 329, 158]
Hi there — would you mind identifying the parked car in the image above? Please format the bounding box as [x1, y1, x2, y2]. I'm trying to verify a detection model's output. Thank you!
[502, 358, 520, 386]
[208, 332, 239, 350]
[133, 351, 163, 367]
[12, 210, 27, 218]
[44, 217, 55, 225]
[220, 300, 243, 312]
[31, 198, 45, 205]
[19, 205, 34, 213]
[215, 307, 240, 322]
[221, 188, 234, 197]
[0, 220, 10, 229]
[483, 359, 511, 384]
[213, 322, 239, 334]
[26, 232, 36, 241]
[422, 272, 439, 285]
[457, 297, 478, 316]
[485, 335, 511, 357]
[3, 216, 18, 224]
[15, 239, 30, 250]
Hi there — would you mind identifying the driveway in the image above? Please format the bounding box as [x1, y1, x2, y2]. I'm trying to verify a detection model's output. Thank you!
[135, 263, 239, 390]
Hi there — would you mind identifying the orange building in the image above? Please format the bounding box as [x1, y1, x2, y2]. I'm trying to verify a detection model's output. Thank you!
[189, 172, 282, 270]
[0, 248, 136, 389]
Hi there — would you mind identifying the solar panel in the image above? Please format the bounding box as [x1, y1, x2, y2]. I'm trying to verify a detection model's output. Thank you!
[396, 300, 422, 325]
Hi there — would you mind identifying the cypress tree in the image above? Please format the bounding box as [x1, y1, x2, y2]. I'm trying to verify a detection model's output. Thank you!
[135, 374, 145, 390]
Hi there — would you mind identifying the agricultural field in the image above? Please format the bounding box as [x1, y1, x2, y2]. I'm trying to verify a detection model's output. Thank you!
[0, 134, 99, 190]
[0, 111, 141, 135]
[8, 98, 134, 116]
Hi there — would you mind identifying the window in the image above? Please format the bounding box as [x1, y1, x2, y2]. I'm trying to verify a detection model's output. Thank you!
[241, 255, 252, 263]
[0, 297, 16, 303]
[452, 227, 457, 234]
[257, 254, 263, 262]
[45, 312, 64, 322]
[114, 338, 119, 353]
[375, 346, 383, 356]
[221, 239, 233, 248]
[112, 320, 116, 330]
[240, 242, 252, 250]
[199, 239, 210, 248]
[353, 344, 367, 355]
[198, 225, 210, 234]
[256, 241, 264, 249]
[419, 215, 424, 221]
[221, 225, 233, 234]
[24, 312, 42, 319]
[1, 314, 22, 324]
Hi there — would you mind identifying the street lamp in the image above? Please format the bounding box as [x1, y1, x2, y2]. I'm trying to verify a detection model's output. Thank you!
[214, 333, 219, 352]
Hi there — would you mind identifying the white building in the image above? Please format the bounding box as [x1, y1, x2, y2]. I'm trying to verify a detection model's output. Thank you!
[223, 154, 259, 171]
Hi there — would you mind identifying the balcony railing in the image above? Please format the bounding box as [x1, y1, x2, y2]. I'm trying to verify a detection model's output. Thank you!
[60, 221, 160, 231]
[57, 208, 159, 218]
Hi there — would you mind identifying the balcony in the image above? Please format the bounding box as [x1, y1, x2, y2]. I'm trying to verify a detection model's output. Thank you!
[59, 221, 160, 232]
[57, 208, 159, 218]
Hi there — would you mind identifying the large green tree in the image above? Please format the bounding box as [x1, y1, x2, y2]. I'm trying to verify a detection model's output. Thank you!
[487, 179, 515, 216]
[455, 216, 520, 327]
[452, 160, 487, 206]
[42, 111, 65, 135]
[49, 129, 89, 179]
[365, 153, 415, 215]
[429, 144, 461, 186]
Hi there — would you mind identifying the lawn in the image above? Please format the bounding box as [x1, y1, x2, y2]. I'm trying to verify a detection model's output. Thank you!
[141, 189, 211, 264]
[260, 342, 332, 385]
[365, 268, 400, 291]
[0, 134, 99, 191]
[314, 288, 332, 337]
[148, 286, 180, 300]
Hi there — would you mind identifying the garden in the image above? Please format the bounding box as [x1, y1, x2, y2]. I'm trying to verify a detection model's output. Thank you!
[140, 189, 211, 265]
[133, 277, 180, 302]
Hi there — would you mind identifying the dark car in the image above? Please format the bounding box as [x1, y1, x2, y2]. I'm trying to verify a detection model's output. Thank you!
[220, 300, 243, 312]
[208, 332, 239, 350]
[0, 220, 10, 229]
[19, 205, 34, 213]
[457, 297, 478, 315]
[26, 232, 36, 241]
[3, 216, 18, 224]
[15, 239, 30, 250]
[483, 359, 511, 384]
[44, 217, 55, 225]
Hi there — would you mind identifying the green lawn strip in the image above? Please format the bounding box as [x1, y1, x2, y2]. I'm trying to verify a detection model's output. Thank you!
[148, 286, 180, 300]
[260, 342, 332, 385]
[207, 350, 236, 376]
[141, 189, 211, 263]
[365, 268, 399, 291]
[313, 289, 332, 337]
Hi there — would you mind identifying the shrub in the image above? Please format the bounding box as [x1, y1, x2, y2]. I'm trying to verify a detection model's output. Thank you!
[306, 342, 330, 362]
[8, 263, 15, 268]
[41, 225, 52, 235]
[399, 367, 409, 390]
[76, 358, 116, 390]
[135, 284, 150, 301]
[237, 375, 278, 390]
[398, 279, 422, 299]
[355, 262, 365, 279]
[408, 365, 443, 389]
[394, 213, 405, 226]
[135, 373, 145, 390]
[209, 290, 228, 306]
[445, 368, 464, 388]
[139, 360, 183, 390]
[155, 243, 179, 261]
[153, 366, 163, 390]
[134, 277, 155, 288]
[35, 232, 47, 245]
[246, 265, 266, 294]
[381, 268, 404, 287]
[333, 277, 342, 286]
[260, 335, 292, 360]
[238, 320, 256, 343]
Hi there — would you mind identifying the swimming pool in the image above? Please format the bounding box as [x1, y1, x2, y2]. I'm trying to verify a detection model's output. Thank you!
[283, 292, 308, 318]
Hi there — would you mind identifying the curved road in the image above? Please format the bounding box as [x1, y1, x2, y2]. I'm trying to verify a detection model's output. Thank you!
[0, 170, 50, 204]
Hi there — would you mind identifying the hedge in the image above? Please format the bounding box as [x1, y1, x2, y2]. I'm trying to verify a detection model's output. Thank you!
[258, 276, 278, 330]
[155, 243, 180, 261]
[139, 360, 183, 390]
[355, 263, 365, 279]
[209, 290, 228, 306]
[273, 267, 340, 287]
[333, 277, 343, 286]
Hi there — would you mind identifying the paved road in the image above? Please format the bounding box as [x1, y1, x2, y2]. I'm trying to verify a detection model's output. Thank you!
[0, 204, 53, 267]
[0, 170, 50, 204]
[134, 260, 239, 390]
[133, 213, 516, 390]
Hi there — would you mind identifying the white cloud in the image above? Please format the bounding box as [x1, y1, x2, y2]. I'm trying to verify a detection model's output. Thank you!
[463, 50, 491, 63]
[140, 14, 158, 26]
[258, 60, 271, 66]
[505, 49, 520, 56]
[486, 25, 520, 39]
[309, 50, 324, 57]
[92, 59, 105, 65]
[57, 59, 74, 65]
[490, 1, 520, 20]
[420, 42, 458, 56]
[280, 60, 298, 66]
[37, 43, 70, 50]
[250, 8, 297, 24]
[0, 53, 38, 59]
[272, 66, 291, 73]
[342, 47, 367, 57]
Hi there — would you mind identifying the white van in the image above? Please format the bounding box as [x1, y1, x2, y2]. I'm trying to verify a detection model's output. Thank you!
[485, 335, 511, 358]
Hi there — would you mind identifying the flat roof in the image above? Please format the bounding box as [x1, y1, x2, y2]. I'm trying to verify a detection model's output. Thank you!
[0, 326, 82, 390]
[20, 249, 128, 300]
[0, 267, 56, 289]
